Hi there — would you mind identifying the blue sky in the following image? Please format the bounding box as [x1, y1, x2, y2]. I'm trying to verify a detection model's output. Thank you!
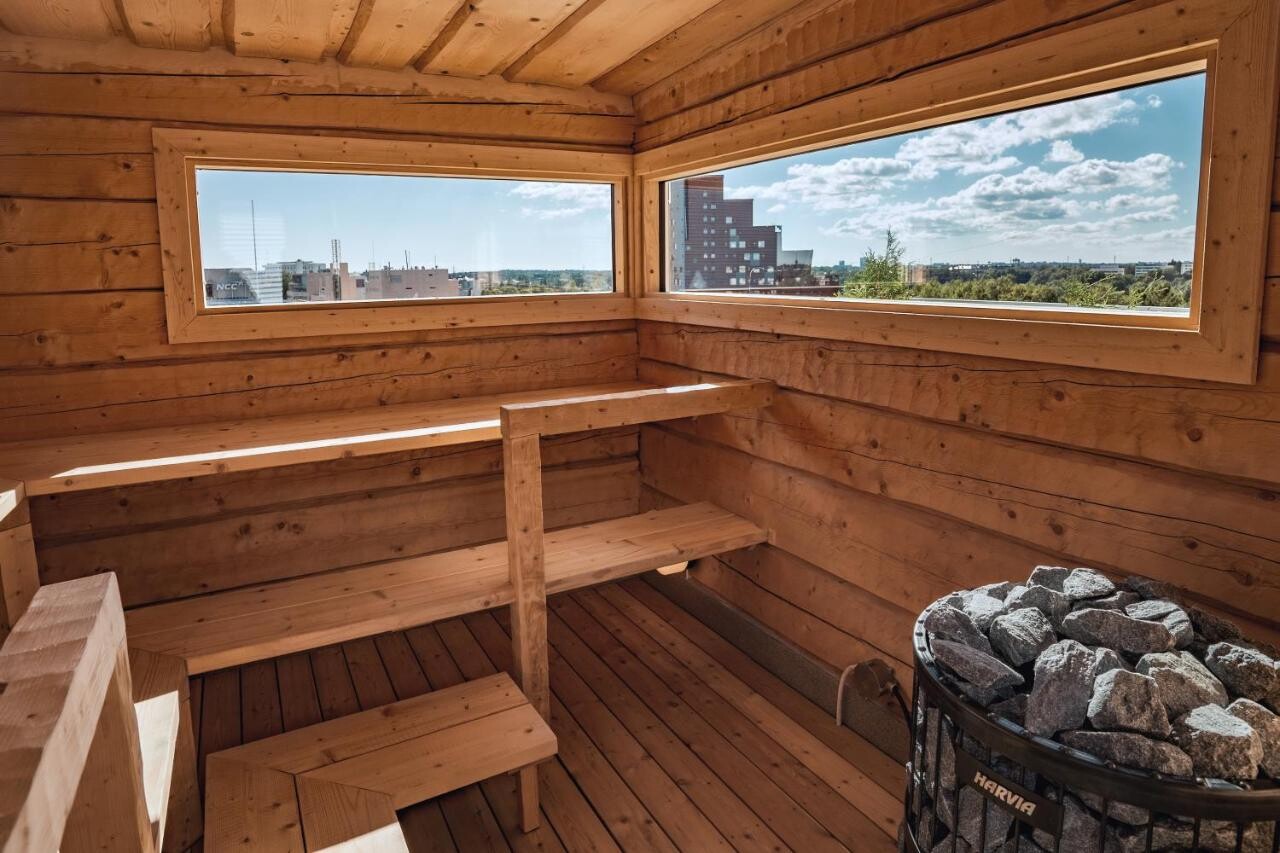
[196, 170, 614, 271]
[711, 74, 1205, 266]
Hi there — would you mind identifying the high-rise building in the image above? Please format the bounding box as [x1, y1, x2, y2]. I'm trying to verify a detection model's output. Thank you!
[667, 175, 780, 290]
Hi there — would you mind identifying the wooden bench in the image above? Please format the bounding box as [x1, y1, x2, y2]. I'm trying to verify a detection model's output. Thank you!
[0, 574, 176, 853]
[0, 378, 775, 846]
[205, 672, 556, 852]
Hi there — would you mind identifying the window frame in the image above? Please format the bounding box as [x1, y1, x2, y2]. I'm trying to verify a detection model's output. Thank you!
[633, 0, 1280, 384]
[154, 128, 632, 344]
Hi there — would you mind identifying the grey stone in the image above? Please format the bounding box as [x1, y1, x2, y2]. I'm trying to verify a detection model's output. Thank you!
[932, 640, 1024, 695]
[988, 608, 1056, 667]
[926, 604, 994, 654]
[1061, 568, 1116, 601]
[1172, 704, 1263, 779]
[1058, 730, 1194, 776]
[1227, 698, 1280, 777]
[1031, 795, 1106, 853]
[989, 693, 1028, 727]
[952, 678, 1010, 707]
[1162, 608, 1194, 648]
[935, 786, 1015, 853]
[1028, 565, 1071, 591]
[945, 589, 1007, 633]
[1198, 821, 1278, 853]
[1078, 791, 1149, 827]
[1077, 590, 1140, 612]
[1090, 647, 1130, 675]
[1204, 642, 1279, 705]
[1087, 668, 1171, 737]
[1136, 651, 1228, 717]
[1025, 640, 1099, 736]
[1060, 608, 1176, 656]
[1188, 606, 1242, 643]
[1006, 584, 1072, 628]
[1125, 599, 1194, 648]
[975, 581, 1016, 601]
[1125, 575, 1182, 601]
[1124, 599, 1181, 620]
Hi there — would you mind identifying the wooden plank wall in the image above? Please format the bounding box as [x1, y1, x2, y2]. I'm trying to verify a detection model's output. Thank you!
[0, 36, 640, 606]
[634, 0, 1280, 691]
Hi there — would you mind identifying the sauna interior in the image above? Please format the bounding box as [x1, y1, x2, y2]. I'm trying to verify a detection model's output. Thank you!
[0, 0, 1278, 850]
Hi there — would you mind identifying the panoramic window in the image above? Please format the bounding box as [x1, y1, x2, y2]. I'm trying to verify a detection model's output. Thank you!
[663, 74, 1205, 316]
[195, 169, 615, 308]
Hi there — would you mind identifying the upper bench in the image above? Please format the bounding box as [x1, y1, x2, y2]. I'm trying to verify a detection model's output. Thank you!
[0, 379, 771, 496]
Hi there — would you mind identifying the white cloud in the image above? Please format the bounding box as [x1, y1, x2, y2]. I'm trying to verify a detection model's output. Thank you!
[510, 182, 610, 219]
[722, 91, 1142, 210]
[1147, 94, 1163, 108]
[1045, 140, 1085, 164]
[766, 203, 787, 214]
[727, 156, 910, 211]
[821, 152, 1184, 247]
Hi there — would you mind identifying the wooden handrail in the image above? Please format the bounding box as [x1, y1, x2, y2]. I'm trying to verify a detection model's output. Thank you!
[499, 379, 774, 438]
[0, 574, 154, 853]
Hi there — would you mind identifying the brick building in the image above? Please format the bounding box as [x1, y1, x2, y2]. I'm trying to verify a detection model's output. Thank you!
[667, 174, 780, 290]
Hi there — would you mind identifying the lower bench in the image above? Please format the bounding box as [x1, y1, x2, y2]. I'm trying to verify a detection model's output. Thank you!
[205, 672, 556, 852]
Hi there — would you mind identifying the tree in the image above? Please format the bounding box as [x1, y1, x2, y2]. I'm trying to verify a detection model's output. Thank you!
[841, 229, 908, 299]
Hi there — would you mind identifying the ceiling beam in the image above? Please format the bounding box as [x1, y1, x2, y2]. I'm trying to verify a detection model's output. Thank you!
[337, 0, 462, 69]
[504, 0, 725, 88]
[416, 0, 587, 78]
[592, 0, 837, 95]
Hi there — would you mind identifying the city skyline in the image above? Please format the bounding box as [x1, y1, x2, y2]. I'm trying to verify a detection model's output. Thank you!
[195, 171, 615, 272]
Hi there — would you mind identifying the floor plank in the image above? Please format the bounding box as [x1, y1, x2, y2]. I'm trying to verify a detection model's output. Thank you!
[188, 581, 904, 851]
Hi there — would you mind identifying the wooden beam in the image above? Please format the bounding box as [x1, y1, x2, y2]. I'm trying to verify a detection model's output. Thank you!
[504, 0, 725, 87]
[225, 0, 354, 61]
[338, 0, 461, 70]
[592, 0, 835, 95]
[117, 0, 212, 50]
[500, 379, 774, 438]
[62, 645, 156, 853]
[416, 0, 588, 78]
[0, 574, 127, 853]
[502, 434, 550, 721]
[0, 0, 117, 41]
[0, 31, 635, 136]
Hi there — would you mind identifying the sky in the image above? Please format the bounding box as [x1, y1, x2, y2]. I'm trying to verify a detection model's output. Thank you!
[196, 170, 614, 272]
[707, 73, 1205, 267]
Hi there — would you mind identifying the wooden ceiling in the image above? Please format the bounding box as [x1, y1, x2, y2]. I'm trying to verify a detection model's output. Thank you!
[0, 0, 826, 93]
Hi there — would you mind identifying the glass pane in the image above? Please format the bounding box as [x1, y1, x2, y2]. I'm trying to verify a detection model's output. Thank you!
[195, 170, 614, 307]
[664, 74, 1204, 316]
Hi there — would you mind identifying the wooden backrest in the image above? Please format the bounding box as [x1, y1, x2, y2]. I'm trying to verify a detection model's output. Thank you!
[0, 574, 154, 853]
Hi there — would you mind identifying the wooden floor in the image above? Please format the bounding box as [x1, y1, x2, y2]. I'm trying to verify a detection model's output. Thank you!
[189, 578, 904, 852]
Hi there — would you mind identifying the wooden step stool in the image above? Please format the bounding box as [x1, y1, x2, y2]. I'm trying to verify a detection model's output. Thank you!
[204, 673, 556, 851]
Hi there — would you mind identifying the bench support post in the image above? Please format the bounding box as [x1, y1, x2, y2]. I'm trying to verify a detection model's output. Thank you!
[503, 433, 548, 832]
[0, 480, 39, 639]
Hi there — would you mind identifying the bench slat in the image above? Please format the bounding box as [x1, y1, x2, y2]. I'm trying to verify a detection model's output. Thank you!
[0, 382, 647, 496]
[127, 503, 766, 674]
[205, 673, 555, 851]
[219, 673, 525, 774]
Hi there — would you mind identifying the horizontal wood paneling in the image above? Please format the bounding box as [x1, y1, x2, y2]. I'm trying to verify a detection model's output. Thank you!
[639, 324, 1280, 487]
[640, 358, 1280, 629]
[32, 429, 637, 538]
[0, 45, 640, 614]
[0, 329, 637, 440]
[0, 32, 635, 148]
[41, 456, 639, 607]
[634, 0, 1154, 148]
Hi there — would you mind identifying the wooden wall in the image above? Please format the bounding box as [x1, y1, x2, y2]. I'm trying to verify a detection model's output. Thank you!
[0, 35, 640, 607]
[634, 0, 1280, 693]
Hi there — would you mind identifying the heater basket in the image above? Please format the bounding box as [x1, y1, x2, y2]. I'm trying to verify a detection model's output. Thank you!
[904, 601, 1280, 853]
